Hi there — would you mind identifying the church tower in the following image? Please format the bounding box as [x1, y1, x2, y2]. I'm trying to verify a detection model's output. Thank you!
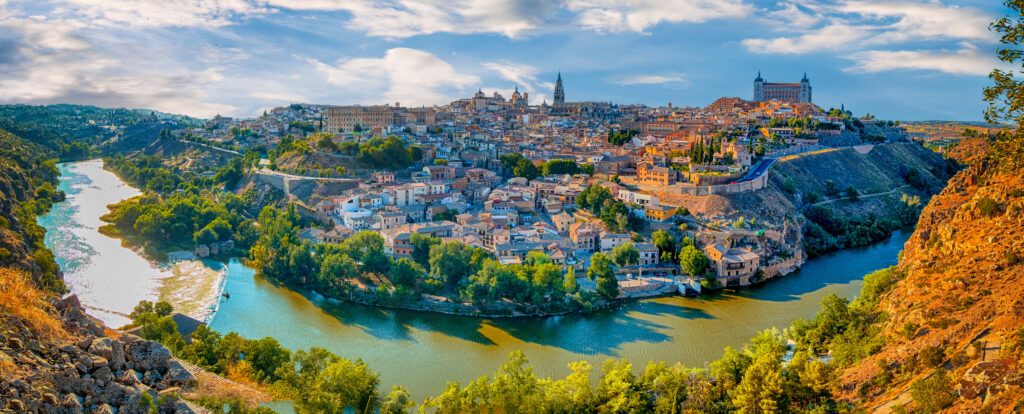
[553, 72, 565, 104]
[753, 71, 764, 102]
[799, 72, 812, 103]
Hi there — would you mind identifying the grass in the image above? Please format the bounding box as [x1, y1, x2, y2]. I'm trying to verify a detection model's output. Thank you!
[0, 268, 63, 343]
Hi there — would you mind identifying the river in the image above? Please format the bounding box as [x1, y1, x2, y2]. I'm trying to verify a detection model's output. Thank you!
[40, 160, 912, 404]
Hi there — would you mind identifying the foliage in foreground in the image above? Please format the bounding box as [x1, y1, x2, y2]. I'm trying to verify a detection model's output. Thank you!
[128, 266, 900, 413]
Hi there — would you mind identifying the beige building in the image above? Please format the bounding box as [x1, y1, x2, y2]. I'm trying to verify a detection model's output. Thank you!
[704, 243, 759, 286]
[569, 222, 599, 253]
[327, 105, 435, 132]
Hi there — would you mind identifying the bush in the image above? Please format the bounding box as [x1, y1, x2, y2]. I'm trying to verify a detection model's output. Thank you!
[1007, 251, 1020, 266]
[919, 346, 945, 368]
[782, 179, 796, 194]
[900, 322, 919, 339]
[805, 192, 821, 204]
[910, 371, 955, 412]
[976, 197, 999, 217]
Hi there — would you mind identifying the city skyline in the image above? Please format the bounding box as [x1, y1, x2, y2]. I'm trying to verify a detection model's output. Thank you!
[0, 0, 1011, 121]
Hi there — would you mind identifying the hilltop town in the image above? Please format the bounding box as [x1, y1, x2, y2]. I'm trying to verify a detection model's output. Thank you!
[104, 71, 947, 314]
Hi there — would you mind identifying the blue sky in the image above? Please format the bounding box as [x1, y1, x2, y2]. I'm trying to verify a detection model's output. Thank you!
[0, 0, 1012, 120]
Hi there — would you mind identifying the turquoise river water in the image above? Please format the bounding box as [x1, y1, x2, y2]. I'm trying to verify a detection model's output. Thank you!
[40, 160, 912, 403]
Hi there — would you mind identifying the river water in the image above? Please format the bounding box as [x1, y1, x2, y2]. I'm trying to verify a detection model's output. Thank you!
[40, 160, 912, 404]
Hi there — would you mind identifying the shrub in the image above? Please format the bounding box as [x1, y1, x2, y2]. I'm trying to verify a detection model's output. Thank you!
[805, 192, 821, 204]
[976, 197, 999, 217]
[782, 179, 797, 194]
[1007, 251, 1020, 266]
[900, 322, 919, 339]
[910, 371, 955, 412]
[919, 346, 945, 368]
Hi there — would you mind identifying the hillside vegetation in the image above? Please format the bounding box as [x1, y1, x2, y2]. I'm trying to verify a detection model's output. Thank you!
[0, 129, 64, 291]
[832, 134, 1024, 412]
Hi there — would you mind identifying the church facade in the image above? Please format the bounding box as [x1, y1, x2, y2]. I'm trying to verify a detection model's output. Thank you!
[546, 72, 615, 119]
[753, 72, 812, 103]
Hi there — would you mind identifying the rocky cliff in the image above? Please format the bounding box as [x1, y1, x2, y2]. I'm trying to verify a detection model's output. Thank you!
[834, 137, 1024, 412]
[0, 270, 203, 414]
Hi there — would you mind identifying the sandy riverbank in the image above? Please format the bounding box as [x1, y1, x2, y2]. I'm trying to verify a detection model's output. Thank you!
[158, 259, 228, 323]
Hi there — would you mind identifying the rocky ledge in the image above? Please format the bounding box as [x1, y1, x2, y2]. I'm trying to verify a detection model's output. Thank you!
[0, 295, 201, 414]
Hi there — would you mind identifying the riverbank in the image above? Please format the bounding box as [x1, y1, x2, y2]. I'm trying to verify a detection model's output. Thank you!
[39, 160, 229, 325]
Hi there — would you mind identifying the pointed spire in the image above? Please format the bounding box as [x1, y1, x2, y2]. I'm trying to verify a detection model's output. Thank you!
[557, 71, 562, 81]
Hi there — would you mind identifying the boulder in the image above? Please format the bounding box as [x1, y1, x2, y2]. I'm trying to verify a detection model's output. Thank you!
[957, 358, 1024, 400]
[89, 338, 113, 361]
[79, 354, 108, 369]
[94, 403, 115, 414]
[110, 339, 126, 370]
[6, 399, 24, 411]
[126, 340, 171, 373]
[62, 393, 83, 414]
[163, 360, 197, 388]
[92, 366, 114, 386]
[119, 369, 141, 386]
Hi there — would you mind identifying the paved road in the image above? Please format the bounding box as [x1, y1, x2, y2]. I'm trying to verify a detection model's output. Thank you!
[256, 167, 359, 182]
[737, 157, 776, 183]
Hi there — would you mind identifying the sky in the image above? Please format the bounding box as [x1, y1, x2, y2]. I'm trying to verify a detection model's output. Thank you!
[0, 0, 1013, 121]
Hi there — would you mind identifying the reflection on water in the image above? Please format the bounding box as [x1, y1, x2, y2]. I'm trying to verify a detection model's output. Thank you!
[211, 229, 910, 402]
[38, 160, 173, 327]
[44, 160, 912, 404]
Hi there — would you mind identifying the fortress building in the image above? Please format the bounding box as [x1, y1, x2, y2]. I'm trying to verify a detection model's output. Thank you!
[753, 72, 811, 103]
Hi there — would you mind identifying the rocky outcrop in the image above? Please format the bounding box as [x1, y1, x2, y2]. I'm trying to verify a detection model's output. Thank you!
[834, 140, 1024, 411]
[0, 295, 200, 414]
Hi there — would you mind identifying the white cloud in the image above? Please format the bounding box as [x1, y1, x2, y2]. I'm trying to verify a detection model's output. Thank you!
[835, 1, 995, 44]
[742, 22, 872, 54]
[50, 0, 263, 27]
[568, 0, 752, 33]
[250, 91, 309, 103]
[613, 73, 688, 86]
[0, 15, 236, 117]
[743, 0, 996, 54]
[263, 0, 557, 38]
[845, 44, 1005, 76]
[481, 61, 554, 97]
[309, 48, 479, 106]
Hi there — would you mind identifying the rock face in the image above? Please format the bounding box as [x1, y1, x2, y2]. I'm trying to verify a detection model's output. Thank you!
[0, 294, 199, 414]
[127, 340, 172, 373]
[833, 144, 1024, 411]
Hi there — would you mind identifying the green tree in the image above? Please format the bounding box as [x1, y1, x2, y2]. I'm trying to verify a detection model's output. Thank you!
[652, 230, 676, 263]
[679, 245, 710, 276]
[429, 241, 478, 286]
[563, 266, 578, 293]
[315, 134, 337, 152]
[300, 358, 380, 413]
[588, 253, 619, 300]
[389, 258, 423, 290]
[410, 233, 441, 270]
[984, 2, 1024, 172]
[513, 158, 539, 180]
[380, 385, 414, 414]
[732, 355, 786, 414]
[610, 242, 640, 267]
[245, 337, 290, 382]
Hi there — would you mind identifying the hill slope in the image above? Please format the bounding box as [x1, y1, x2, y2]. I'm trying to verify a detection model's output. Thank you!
[835, 138, 1024, 411]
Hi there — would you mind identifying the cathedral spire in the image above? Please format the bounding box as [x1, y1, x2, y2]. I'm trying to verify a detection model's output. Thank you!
[553, 72, 565, 104]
